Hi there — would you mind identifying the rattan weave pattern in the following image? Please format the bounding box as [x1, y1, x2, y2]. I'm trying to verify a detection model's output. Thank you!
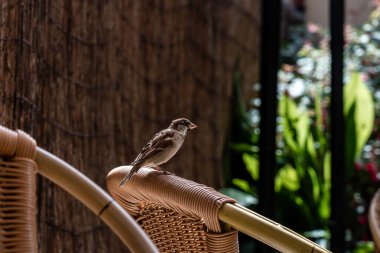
[137, 203, 208, 252]
[0, 126, 38, 253]
[107, 166, 239, 252]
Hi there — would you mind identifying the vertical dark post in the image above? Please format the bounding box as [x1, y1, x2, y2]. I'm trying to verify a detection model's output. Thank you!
[258, 0, 281, 220]
[330, 0, 345, 252]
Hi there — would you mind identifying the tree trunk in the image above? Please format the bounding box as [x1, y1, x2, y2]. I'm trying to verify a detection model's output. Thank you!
[0, 0, 260, 252]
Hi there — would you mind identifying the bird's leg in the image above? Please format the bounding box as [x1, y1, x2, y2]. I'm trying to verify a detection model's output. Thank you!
[155, 166, 174, 175]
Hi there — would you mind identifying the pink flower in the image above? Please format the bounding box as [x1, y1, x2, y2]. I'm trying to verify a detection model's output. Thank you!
[362, 73, 369, 82]
[358, 215, 367, 225]
[354, 162, 362, 171]
[283, 64, 294, 72]
[366, 163, 378, 182]
[307, 23, 320, 33]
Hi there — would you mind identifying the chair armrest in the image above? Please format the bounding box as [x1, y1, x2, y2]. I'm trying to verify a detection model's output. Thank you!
[219, 203, 331, 253]
[35, 148, 158, 253]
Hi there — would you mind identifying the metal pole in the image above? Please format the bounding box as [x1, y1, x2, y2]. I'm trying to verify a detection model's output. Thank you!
[258, 0, 281, 220]
[258, 5, 282, 253]
[330, 0, 345, 251]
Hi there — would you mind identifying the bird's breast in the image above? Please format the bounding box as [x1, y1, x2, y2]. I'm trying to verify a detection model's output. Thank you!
[156, 133, 184, 164]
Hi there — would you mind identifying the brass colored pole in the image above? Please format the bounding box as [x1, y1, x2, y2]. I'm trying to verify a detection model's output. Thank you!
[219, 204, 331, 253]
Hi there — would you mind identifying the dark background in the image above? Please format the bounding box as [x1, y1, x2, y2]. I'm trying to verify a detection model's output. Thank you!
[0, 1, 260, 252]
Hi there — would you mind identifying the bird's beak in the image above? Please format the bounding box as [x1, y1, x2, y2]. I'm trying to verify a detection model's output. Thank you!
[189, 123, 197, 129]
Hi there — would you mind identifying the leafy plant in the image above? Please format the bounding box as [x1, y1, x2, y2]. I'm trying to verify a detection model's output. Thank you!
[226, 10, 380, 251]
[275, 90, 331, 230]
[230, 72, 374, 234]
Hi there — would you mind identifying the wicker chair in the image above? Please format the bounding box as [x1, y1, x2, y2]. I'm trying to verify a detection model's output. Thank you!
[107, 166, 332, 253]
[0, 125, 158, 253]
[369, 189, 380, 252]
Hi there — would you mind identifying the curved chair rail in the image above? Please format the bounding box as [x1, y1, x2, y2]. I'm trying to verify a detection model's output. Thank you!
[219, 203, 330, 253]
[369, 189, 380, 251]
[0, 125, 158, 253]
[35, 148, 158, 253]
[108, 166, 332, 253]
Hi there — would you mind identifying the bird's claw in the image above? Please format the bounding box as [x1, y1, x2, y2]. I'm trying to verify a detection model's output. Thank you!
[161, 170, 174, 175]
[151, 166, 174, 175]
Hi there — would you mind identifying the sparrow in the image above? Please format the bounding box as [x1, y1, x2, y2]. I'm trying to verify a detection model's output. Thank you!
[119, 118, 197, 186]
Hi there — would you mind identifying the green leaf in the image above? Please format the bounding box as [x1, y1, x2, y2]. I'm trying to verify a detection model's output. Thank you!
[307, 167, 320, 203]
[345, 103, 357, 172]
[323, 151, 331, 184]
[319, 183, 330, 221]
[279, 94, 300, 121]
[296, 112, 310, 153]
[344, 72, 375, 158]
[319, 151, 331, 221]
[275, 164, 300, 192]
[353, 241, 375, 253]
[242, 153, 259, 180]
[232, 178, 251, 193]
[279, 95, 299, 154]
[282, 120, 299, 154]
[230, 143, 259, 153]
[307, 134, 318, 167]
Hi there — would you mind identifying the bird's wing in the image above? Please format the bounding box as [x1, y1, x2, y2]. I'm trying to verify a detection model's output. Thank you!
[131, 129, 175, 165]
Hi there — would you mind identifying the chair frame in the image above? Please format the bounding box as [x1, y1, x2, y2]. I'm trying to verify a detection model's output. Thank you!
[107, 166, 332, 253]
[1, 125, 331, 253]
[35, 148, 159, 253]
[0, 124, 158, 253]
[369, 189, 380, 252]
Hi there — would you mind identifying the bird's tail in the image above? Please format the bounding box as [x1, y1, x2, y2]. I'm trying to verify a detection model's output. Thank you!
[119, 164, 140, 187]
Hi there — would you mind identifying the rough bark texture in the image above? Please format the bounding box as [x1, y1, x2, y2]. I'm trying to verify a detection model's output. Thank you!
[0, 0, 260, 252]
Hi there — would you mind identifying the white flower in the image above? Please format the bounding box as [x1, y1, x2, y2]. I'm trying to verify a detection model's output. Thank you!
[288, 78, 305, 98]
[297, 58, 314, 75]
[359, 34, 370, 44]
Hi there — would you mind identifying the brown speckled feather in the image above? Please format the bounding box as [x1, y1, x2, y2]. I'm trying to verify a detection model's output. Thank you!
[132, 130, 175, 165]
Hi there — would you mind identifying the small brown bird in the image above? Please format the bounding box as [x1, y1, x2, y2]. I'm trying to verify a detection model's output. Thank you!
[119, 118, 197, 186]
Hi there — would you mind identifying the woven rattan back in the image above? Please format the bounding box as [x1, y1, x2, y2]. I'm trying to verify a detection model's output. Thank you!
[107, 166, 239, 253]
[0, 126, 37, 253]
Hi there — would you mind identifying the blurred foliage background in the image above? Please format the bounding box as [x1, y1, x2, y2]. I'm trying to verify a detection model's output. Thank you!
[223, 7, 380, 253]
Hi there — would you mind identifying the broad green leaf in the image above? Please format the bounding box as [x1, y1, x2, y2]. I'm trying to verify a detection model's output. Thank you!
[307, 167, 320, 203]
[279, 95, 299, 153]
[296, 112, 310, 152]
[307, 134, 318, 167]
[323, 151, 331, 184]
[352, 241, 375, 253]
[344, 73, 357, 114]
[344, 72, 375, 158]
[320, 152, 331, 221]
[242, 153, 259, 180]
[345, 103, 357, 173]
[232, 178, 251, 193]
[275, 164, 300, 192]
[319, 184, 330, 221]
[279, 94, 299, 121]
[230, 143, 259, 153]
[282, 120, 299, 154]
